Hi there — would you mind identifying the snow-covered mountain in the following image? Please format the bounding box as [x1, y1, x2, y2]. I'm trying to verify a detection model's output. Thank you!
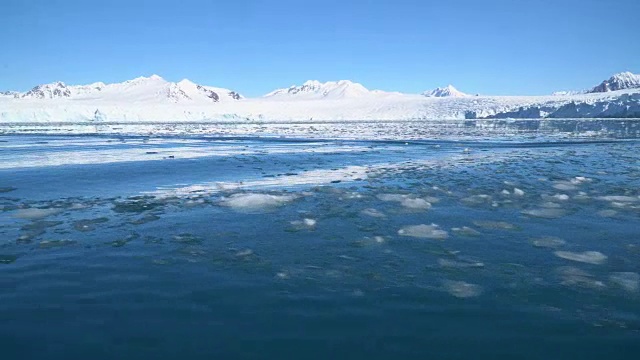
[1, 72, 639, 123]
[15, 75, 242, 103]
[588, 72, 640, 93]
[422, 85, 469, 98]
[264, 80, 391, 100]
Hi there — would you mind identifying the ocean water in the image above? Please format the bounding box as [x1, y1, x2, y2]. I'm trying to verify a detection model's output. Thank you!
[1, 121, 640, 359]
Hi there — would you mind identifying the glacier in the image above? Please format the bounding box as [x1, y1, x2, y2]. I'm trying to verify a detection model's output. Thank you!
[0, 73, 639, 123]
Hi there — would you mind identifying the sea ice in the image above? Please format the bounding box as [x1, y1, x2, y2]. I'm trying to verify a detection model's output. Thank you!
[444, 281, 483, 298]
[557, 266, 606, 289]
[472, 220, 517, 230]
[513, 188, 525, 197]
[554, 251, 607, 265]
[531, 236, 566, 248]
[400, 198, 431, 210]
[220, 193, 298, 210]
[398, 224, 448, 240]
[13, 208, 63, 220]
[360, 208, 386, 218]
[451, 226, 481, 236]
[609, 272, 640, 293]
[522, 208, 567, 219]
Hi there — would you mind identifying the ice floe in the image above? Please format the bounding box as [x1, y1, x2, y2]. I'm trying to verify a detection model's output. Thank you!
[360, 208, 386, 218]
[531, 236, 566, 249]
[444, 280, 483, 298]
[400, 198, 432, 210]
[398, 224, 448, 240]
[557, 266, 606, 289]
[220, 193, 298, 211]
[609, 272, 640, 293]
[13, 207, 63, 220]
[554, 251, 607, 265]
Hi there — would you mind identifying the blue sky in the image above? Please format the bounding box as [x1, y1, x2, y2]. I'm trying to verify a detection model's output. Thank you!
[1, 0, 638, 96]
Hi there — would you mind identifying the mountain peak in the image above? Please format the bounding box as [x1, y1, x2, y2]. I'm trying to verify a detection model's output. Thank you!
[589, 71, 640, 93]
[423, 85, 468, 98]
[264, 80, 376, 99]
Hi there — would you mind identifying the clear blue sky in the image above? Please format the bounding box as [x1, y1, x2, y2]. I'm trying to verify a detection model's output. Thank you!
[1, 0, 638, 96]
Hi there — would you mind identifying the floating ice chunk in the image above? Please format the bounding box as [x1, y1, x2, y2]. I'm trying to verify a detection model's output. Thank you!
[609, 272, 639, 293]
[554, 251, 607, 265]
[401, 198, 431, 210]
[597, 209, 618, 218]
[13, 208, 63, 220]
[472, 220, 516, 230]
[552, 194, 570, 201]
[398, 224, 448, 240]
[501, 190, 511, 196]
[571, 177, 592, 184]
[377, 194, 406, 202]
[444, 281, 483, 298]
[553, 182, 578, 191]
[291, 218, 317, 229]
[557, 266, 606, 289]
[531, 236, 566, 249]
[452, 226, 481, 236]
[596, 196, 639, 203]
[513, 188, 525, 197]
[522, 208, 567, 219]
[438, 258, 484, 268]
[361, 208, 386, 218]
[462, 194, 492, 205]
[220, 193, 297, 210]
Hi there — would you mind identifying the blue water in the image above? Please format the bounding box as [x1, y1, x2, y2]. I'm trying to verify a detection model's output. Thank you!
[1, 127, 640, 359]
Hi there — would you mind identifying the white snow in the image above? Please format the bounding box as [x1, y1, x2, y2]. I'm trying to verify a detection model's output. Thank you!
[1, 73, 639, 123]
[422, 85, 469, 98]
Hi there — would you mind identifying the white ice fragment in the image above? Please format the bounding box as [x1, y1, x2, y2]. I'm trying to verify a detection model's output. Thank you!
[398, 224, 448, 240]
[596, 196, 639, 203]
[557, 267, 606, 289]
[597, 209, 618, 218]
[361, 208, 386, 218]
[609, 272, 640, 293]
[13, 208, 63, 220]
[553, 182, 578, 191]
[377, 193, 406, 202]
[522, 208, 567, 219]
[513, 188, 525, 197]
[444, 281, 483, 298]
[554, 251, 607, 265]
[400, 198, 431, 210]
[303, 218, 317, 227]
[531, 236, 566, 248]
[452, 226, 481, 236]
[220, 193, 297, 210]
[552, 194, 570, 201]
[501, 190, 511, 196]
